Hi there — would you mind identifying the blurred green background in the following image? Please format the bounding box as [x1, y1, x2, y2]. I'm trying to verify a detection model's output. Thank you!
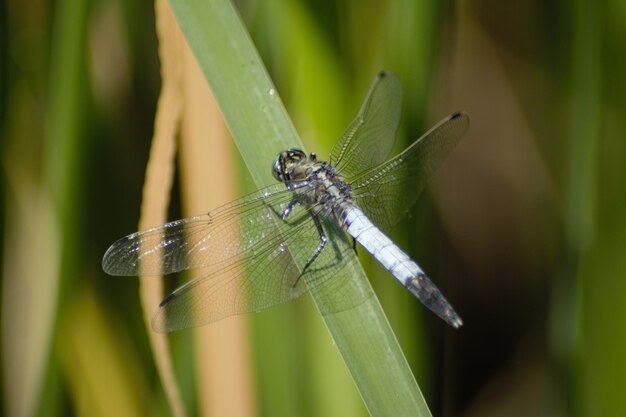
[2, 0, 625, 416]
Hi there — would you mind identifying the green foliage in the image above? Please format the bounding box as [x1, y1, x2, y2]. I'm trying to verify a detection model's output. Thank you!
[2, 0, 626, 416]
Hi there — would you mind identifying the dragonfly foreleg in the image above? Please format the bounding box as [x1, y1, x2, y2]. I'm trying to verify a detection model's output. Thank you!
[280, 199, 299, 220]
[264, 197, 302, 226]
[292, 214, 327, 288]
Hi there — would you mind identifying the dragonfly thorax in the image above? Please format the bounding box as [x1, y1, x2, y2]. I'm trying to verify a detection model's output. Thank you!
[273, 147, 353, 213]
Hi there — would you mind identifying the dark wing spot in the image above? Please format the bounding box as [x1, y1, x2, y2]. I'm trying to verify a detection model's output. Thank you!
[159, 292, 177, 307]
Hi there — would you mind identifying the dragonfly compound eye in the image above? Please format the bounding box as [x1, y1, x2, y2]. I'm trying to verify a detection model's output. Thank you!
[272, 153, 285, 182]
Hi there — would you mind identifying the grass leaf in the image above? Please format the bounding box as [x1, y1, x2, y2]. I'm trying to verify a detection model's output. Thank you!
[168, 0, 432, 415]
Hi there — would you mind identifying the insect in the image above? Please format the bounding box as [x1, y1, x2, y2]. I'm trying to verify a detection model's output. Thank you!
[103, 72, 468, 332]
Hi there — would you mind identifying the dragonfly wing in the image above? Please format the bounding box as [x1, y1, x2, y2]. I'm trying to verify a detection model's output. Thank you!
[151, 205, 373, 332]
[350, 112, 469, 231]
[151, 205, 317, 331]
[329, 71, 402, 178]
[102, 183, 297, 276]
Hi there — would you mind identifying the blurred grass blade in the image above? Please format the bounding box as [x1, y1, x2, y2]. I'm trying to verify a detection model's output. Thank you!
[259, 0, 349, 148]
[1, 0, 88, 414]
[178, 39, 257, 416]
[168, 0, 432, 415]
[1, 174, 60, 417]
[564, 1, 626, 416]
[135, 1, 187, 416]
[59, 286, 149, 417]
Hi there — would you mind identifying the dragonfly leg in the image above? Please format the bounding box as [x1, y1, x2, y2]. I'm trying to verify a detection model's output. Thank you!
[280, 199, 299, 220]
[292, 214, 327, 288]
[265, 198, 302, 226]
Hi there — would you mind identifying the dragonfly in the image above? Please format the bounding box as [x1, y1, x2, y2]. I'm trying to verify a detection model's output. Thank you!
[103, 71, 468, 332]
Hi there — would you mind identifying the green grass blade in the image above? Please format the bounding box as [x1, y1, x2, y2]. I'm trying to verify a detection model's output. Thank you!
[168, 0, 433, 415]
[564, 1, 626, 416]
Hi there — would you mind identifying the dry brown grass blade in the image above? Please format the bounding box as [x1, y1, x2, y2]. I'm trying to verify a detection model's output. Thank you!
[137, 1, 186, 416]
[178, 39, 257, 417]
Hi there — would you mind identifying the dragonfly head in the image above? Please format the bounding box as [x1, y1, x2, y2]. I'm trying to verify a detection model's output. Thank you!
[272, 148, 307, 182]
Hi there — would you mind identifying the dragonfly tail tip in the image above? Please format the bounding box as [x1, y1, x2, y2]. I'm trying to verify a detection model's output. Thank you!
[448, 314, 463, 329]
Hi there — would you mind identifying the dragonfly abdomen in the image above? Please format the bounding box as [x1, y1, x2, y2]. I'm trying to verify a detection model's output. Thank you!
[340, 205, 423, 280]
[340, 205, 462, 328]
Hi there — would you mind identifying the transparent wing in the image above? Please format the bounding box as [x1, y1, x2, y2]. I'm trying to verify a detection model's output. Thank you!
[329, 71, 402, 178]
[150, 203, 315, 331]
[152, 209, 371, 332]
[102, 183, 297, 276]
[151, 209, 373, 332]
[103, 182, 373, 331]
[350, 112, 469, 231]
